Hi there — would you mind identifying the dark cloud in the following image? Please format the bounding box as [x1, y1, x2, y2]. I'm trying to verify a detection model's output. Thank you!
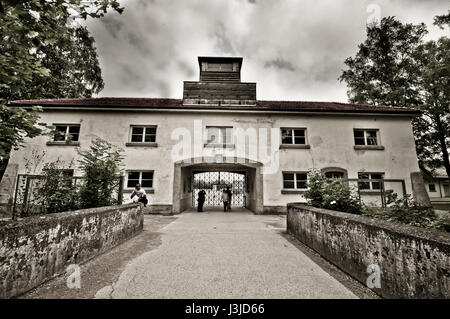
[264, 58, 296, 72]
[85, 0, 449, 102]
[211, 23, 236, 55]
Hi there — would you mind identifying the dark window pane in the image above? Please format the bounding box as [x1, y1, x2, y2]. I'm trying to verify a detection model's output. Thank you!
[283, 181, 295, 189]
[146, 127, 156, 134]
[127, 179, 140, 188]
[69, 134, 79, 141]
[54, 125, 67, 141]
[131, 134, 143, 142]
[294, 137, 305, 144]
[69, 126, 80, 134]
[141, 180, 153, 188]
[358, 173, 370, 190]
[144, 134, 156, 142]
[371, 173, 382, 190]
[367, 131, 378, 145]
[132, 127, 144, 135]
[326, 172, 343, 179]
[359, 182, 370, 190]
[281, 129, 292, 144]
[282, 136, 293, 144]
[296, 173, 307, 181]
[128, 172, 140, 180]
[142, 172, 153, 180]
[371, 174, 382, 180]
[296, 181, 307, 189]
[68, 126, 80, 141]
[283, 173, 294, 181]
[429, 184, 436, 192]
[293, 129, 305, 137]
[354, 130, 365, 145]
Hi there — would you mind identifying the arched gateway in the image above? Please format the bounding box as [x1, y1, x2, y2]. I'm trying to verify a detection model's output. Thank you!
[172, 157, 263, 214]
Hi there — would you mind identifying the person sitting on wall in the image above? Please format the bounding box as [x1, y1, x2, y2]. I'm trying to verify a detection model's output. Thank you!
[131, 183, 148, 207]
[197, 189, 206, 212]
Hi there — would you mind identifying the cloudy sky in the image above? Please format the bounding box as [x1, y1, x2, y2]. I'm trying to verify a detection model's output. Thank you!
[85, 0, 448, 102]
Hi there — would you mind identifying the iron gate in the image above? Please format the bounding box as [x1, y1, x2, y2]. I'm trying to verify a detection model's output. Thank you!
[193, 171, 246, 207]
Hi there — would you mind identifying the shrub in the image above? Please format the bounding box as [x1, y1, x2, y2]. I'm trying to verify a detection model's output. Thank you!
[303, 170, 449, 233]
[36, 159, 78, 214]
[362, 195, 450, 232]
[303, 169, 362, 214]
[77, 138, 124, 209]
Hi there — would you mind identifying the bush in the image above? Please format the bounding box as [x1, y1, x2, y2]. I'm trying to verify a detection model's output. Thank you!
[36, 159, 78, 214]
[303, 170, 449, 233]
[77, 138, 124, 209]
[362, 195, 450, 232]
[303, 169, 362, 214]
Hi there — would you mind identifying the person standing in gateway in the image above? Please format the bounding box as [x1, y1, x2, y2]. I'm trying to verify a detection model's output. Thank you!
[225, 187, 232, 211]
[221, 189, 229, 212]
[197, 189, 206, 212]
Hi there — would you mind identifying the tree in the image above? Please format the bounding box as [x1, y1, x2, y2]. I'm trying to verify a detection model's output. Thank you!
[77, 138, 124, 209]
[0, 0, 123, 180]
[339, 16, 450, 181]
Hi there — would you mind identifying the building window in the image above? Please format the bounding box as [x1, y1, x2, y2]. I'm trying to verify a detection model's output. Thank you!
[205, 126, 233, 147]
[325, 171, 344, 179]
[428, 184, 436, 192]
[283, 172, 308, 189]
[206, 63, 234, 72]
[358, 172, 384, 190]
[130, 126, 157, 143]
[281, 128, 306, 145]
[53, 124, 80, 142]
[127, 171, 153, 188]
[354, 129, 378, 146]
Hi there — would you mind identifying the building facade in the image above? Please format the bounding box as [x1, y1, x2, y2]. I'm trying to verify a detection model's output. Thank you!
[1, 57, 425, 214]
[424, 168, 450, 199]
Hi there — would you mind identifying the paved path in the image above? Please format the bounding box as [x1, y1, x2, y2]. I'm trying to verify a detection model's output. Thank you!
[95, 208, 357, 299]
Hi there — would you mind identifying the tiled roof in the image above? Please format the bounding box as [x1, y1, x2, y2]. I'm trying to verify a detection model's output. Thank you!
[8, 97, 421, 115]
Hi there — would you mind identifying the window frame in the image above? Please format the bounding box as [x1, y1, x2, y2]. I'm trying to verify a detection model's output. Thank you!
[325, 171, 344, 179]
[282, 171, 308, 190]
[358, 172, 384, 191]
[353, 129, 379, 146]
[129, 125, 157, 143]
[428, 183, 436, 192]
[126, 170, 154, 189]
[204, 126, 234, 148]
[52, 124, 81, 142]
[280, 128, 307, 145]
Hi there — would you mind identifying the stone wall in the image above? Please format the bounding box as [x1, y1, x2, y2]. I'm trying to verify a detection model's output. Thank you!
[0, 203, 143, 298]
[287, 203, 450, 299]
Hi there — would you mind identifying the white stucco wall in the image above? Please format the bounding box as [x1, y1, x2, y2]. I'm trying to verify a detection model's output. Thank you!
[7, 109, 420, 208]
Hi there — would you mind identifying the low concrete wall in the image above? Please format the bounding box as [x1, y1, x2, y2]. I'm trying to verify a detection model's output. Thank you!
[0, 203, 143, 298]
[287, 203, 450, 299]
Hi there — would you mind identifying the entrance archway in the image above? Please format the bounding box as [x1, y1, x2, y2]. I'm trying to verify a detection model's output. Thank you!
[172, 157, 263, 214]
[192, 171, 246, 208]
